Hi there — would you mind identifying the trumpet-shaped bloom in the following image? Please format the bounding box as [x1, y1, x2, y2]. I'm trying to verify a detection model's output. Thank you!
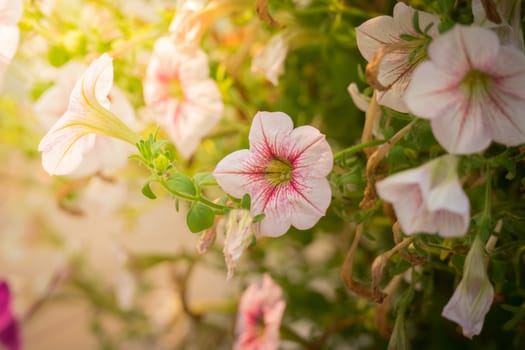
[143, 37, 223, 159]
[213, 111, 333, 237]
[223, 209, 255, 280]
[376, 155, 470, 237]
[442, 236, 494, 338]
[38, 54, 140, 176]
[251, 32, 289, 86]
[0, 0, 23, 81]
[35, 61, 138, 176]
[405, 25, 525, 154]
[234, 274, 285, 350]
[0, 281, 20, 350]
[356, 2, 439, 112]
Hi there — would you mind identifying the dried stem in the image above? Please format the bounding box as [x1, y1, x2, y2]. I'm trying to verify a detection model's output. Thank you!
[360, 120, 416, 209]
[392, 222, 427, 266]
[374, 274, 403, 338]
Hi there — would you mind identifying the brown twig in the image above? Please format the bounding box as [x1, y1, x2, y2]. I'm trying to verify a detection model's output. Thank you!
[392, 222, 427, 266]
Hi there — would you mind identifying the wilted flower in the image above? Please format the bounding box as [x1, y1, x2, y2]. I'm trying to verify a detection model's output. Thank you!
[347, 82, 370, 112]
[143, 37, 223, 159]
[223, 209, 255, 280]
[213, 111, 333, 237]
[38, 54, 140, 176]
[234, 274, 285, 350]
[0, 280, 20, 350]
[405, 25, 525, 154]
[35, 61, 138, 177]
[442, 236, 494, 338]
[251, 32, 289, 86]
[472, 0, 524, 50]
[376, 154, 470, 237]
[0, 0, 23, 81]
[356, 2, 439, 112]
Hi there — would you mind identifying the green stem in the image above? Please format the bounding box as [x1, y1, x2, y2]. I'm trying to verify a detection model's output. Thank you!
[479, 167, 493, 241]
[334, 139, 387, 161]
[157, 177, 227, 212]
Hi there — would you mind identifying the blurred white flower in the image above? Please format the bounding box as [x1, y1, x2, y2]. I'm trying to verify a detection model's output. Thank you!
[143, 37, 223, 159]
[251, 32, 289, 86]
[0, 0, 23, 82]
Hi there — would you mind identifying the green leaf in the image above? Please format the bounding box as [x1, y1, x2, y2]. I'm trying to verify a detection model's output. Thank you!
[399, 34, 417, 41]
[241, 193, 251, 209]
[141, 182, 156, 199]
[253, 213, 265, 223]
[193, 172, 217, 186]
[186, 203, 215, 233]
[166, 173, 196, 196]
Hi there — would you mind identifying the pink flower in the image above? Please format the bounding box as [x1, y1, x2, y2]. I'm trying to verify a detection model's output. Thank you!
[234, 274, 285, 350]
[356, 2, 439, 112]
[0, 280, 20, 350]
[143, 37, 224, 159]
[376, 155, 470, 237]
[404, 25, 525, 154]
[0, 0, 23, 81]
[442, 236, 494, 338]
[38, 55, 140, 176]
[213, 111, 333, 237]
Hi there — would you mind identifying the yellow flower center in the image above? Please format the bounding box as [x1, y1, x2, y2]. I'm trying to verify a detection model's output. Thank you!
[460, 69, 492, 96]
[168, 79, 184, 99]
[265, 157, 293, 186]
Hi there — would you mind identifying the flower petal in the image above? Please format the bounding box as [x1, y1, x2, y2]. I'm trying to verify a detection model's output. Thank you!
[249, 111, 294, 157]
[289, 177, 331, 230]
[289, 125, 333, 177]
[213, 149, 259, 198]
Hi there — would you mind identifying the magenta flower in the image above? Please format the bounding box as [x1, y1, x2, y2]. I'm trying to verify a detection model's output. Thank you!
[376, 155, 470, 237]
[234, 274, 285, 350]
[213, 111, 333, 237]
[0, 281, 20, 350]
[143, 37, 224, 159]
[405, 25, 525, 154]
[356, 2, 439, 112]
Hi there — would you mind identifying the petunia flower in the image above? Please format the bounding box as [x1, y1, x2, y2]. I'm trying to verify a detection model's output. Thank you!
[213, 111, 333, 237]
[0, 280, 20, 350]
[38, 54, 140, 176]
[376, 154, 470, 237]
[404, 25, 525, 154]
[223, 209, 255, 280]
[355, 2, 439, 112]
[442, 235, 494, 338]
[251, 32, 289, 86]
[0, 0, 23, 82]
[143, 37, 224, 159]
[472, 0, 524, 51]
[234, 274, 285, 350]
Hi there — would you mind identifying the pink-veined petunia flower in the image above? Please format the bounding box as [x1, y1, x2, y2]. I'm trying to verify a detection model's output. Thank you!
[234, 274, 285, 350]
[213, 111, 333, 237]
[143, 37, 224, 159]
[376, 154, 470, 237]
[0, 0, 23, 82]
[472, 0, 524, 51]
[0, 280, 20, 350]
[442, 235, 494, 338]
[38, 54, 140, 176]
[355, 2, 440, 112]
[223, 209, 255, 280]
[251, 32, 289, 86]
[405, 25, 525, 154]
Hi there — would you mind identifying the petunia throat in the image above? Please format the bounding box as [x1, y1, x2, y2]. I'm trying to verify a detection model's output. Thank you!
[265, 157, 293, 186]
[460, 69, 492, 96]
